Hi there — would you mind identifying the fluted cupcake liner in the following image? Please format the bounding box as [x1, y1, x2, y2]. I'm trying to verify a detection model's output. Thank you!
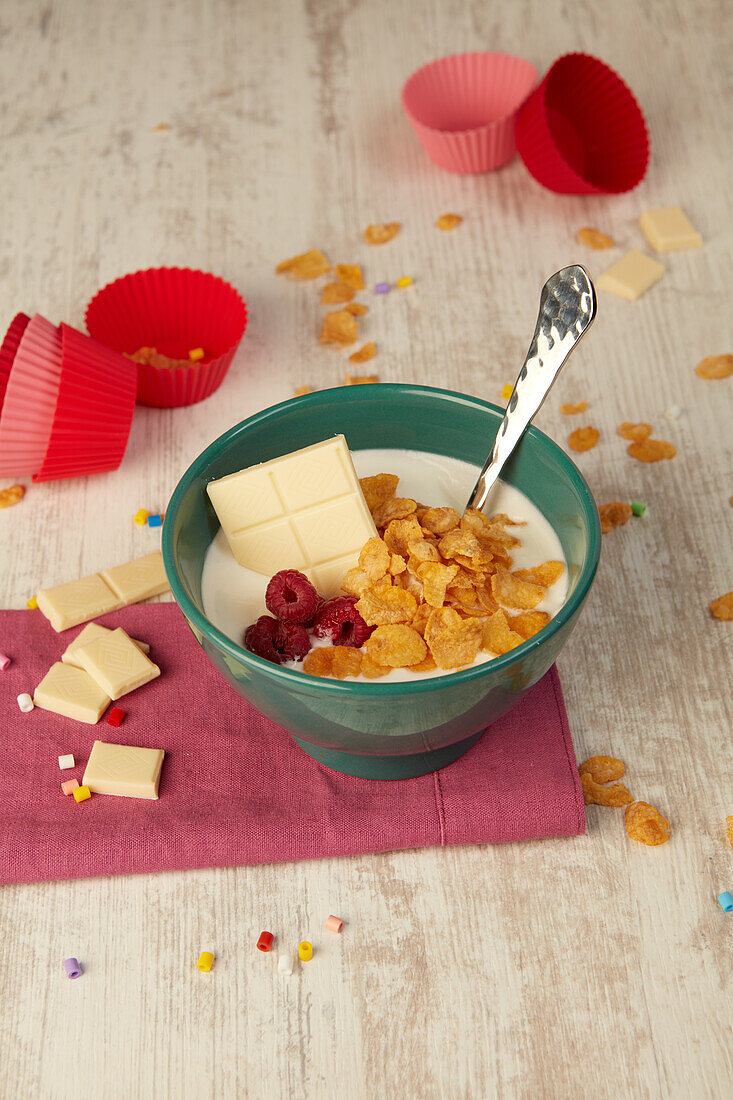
[0, 315, 62, 477]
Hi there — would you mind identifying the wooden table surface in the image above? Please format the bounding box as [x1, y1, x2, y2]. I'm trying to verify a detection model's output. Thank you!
[1, 1, 731, 1097]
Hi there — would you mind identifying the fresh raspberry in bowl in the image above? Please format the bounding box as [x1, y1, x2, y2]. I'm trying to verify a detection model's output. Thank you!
[265, 569, 320, 624]
[314, 596, 372, 647]
[244, 615, 312, 664]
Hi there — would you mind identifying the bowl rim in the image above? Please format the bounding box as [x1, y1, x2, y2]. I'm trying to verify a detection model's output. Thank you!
[162, 382, 601, 695]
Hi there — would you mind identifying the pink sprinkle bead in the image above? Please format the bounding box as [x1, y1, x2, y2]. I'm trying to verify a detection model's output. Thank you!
[325, 914, 344, 933]
[62, 779, 80, 796]
[0, 652, 10, 671]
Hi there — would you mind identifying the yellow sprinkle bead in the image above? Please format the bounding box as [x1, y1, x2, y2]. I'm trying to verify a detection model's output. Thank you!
[133, 509, 150, 526]
[298, 941, 313, 962]
[396, 276, 413, 288]
[26, 595, 38, 610]
[73, 785, 91, 803]
[197, 951, 215, 972]
[501, 384, 513, 401]
[188, 347, 205, 361]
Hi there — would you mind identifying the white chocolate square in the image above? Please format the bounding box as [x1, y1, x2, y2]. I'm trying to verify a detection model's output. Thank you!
[100, 550, 169, 604]
[206, 436, 377, 596]
[82, 740, 165, 799]
[75, 628, 160, 700]
[639, 207, 702, 253]
[37, 574, 121, 632]
[62, 622, 150, 668]
[596, 250, 665, 301]
[34, 663, 110, 724]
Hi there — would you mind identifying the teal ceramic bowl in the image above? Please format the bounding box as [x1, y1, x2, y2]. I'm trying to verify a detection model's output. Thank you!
[163, 384, 600, 779]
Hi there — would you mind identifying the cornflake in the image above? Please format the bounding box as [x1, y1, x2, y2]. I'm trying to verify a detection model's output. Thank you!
[424, 607, 482, 669]
[359, 473, 399, 511]
[509, 610, 549, 639]
[319, 309, 359, 346]
[419, 507, 461, 535]
[293, 384, 314, 397]
[359, 537, 390, 581]
[321, 281, 355, 304]
[568, 426, 600, 452]
[726, 815, 733, 847]
[334, 263, 365, 289]
[577, 227, 614, 249]
[384, 519, 425, 558]
[560, 401, 589, 415]
[627, 438, 676, 462]
[356, 585, 417, 626]
[491, 566, 544, 610]
[365, 625, 427, 667]
[481, 609, 523, 655]
[373, 498, 417, 528]
[511, 561, 564, 586]
[276, 249, 330, 280]
[695, 354, 733, 379]
[302, 646, 362, 679]
[0, 484, 25, 509]
[345, 302, 369, 316]
[346, 373, 378, 385]
[710, 592, 733, 620]
[618, 422, 652, 441]
[581, 773, 633, 807]
[579, 756, 626, 784]
[349, 342, 376, 363]
[436, 213, 462, 231]
[598, 502, 632, 534]
[364, 223, 400, 245]
[418, 562, 459, 608]
[625, 801, 671, 846]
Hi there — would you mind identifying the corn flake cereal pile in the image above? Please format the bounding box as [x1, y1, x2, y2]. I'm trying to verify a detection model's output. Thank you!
[302, 473, 563, 680]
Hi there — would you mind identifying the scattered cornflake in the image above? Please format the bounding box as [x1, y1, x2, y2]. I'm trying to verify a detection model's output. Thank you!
[581, 772, 633, 807]
[627, 438, 676, 462]
[568, 426, 600, 452]
[598, 501, 633, 534]
[579, 756, 626, 784]
[364, 223, 400, 245]
[625, 801, 671, 846]
[321, 281, 355, 304]
[695, 354, 733, 380]
[436, 214, 462, 231]
[346, 373, 378, 385]
[577, 227, 615, 249]
[560, 401, 589, 415]
[276, 249, 331, 280]
[345, 302, 368, 316]
[726, 816, 733, 847]
[618, 421, 652, 442]
[501, 384, 513, 400]
[294, 385, 314, 397]
[334, 263, 365, 290]
[319, 309, 358, 346]
[710, 592, 733, 620]
[0, 484, 25, 509]
[154, 123, 169, 132]
[348, 342, 376, 364]
[126, 347, 191, 369]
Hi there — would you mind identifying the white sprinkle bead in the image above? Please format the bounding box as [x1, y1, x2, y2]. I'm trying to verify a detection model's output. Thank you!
[17, 693, 34, 713]
[277, 954, 293, 975]
[664, 405, 682, 420]
[58, 754, 75, 770]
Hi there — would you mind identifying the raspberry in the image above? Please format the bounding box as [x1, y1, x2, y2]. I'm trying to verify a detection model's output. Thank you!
[273, 620, 312, 662]
[313, 596, 371, 647]
[265, 570, 320, 624]
[244, 616, 282, 664]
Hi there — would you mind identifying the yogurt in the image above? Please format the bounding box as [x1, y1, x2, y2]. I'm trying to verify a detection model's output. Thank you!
[201, 448, 568, 681]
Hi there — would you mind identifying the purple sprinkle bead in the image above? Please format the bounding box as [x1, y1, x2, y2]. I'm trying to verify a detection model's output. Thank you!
[374, 282, 390, 295]
[63, 958, 82, 979]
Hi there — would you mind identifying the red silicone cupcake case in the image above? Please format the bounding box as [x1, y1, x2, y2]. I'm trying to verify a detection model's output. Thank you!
[84, 267, 248, 408]
[0, 315, 63, 477]
[0, 312, 31, 419]
[514, 52, 649, 194]
[34, 323, 137, 483]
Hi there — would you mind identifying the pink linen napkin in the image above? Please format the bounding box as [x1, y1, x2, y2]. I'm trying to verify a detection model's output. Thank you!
[0, 605, 585, 885]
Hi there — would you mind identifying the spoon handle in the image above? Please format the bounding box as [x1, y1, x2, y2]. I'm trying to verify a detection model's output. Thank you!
[465, 264, 597, 513]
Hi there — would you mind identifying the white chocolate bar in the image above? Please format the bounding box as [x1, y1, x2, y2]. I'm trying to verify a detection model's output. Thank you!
[206, 435, 378, 596]
[639, 207, 702, 253]
[37, 574, 121, 632]
[34, 662, 111, 724]
[100, 550, 169, 604]
[75, 628, 160, 700]
[82, 740, 165, 799]
[62, 622, 150, 668]
[37, 552, 170, 632]
[596, 250, 665, 302]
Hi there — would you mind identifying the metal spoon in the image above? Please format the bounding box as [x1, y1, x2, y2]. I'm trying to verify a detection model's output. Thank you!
[465, 264, 597, 513]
